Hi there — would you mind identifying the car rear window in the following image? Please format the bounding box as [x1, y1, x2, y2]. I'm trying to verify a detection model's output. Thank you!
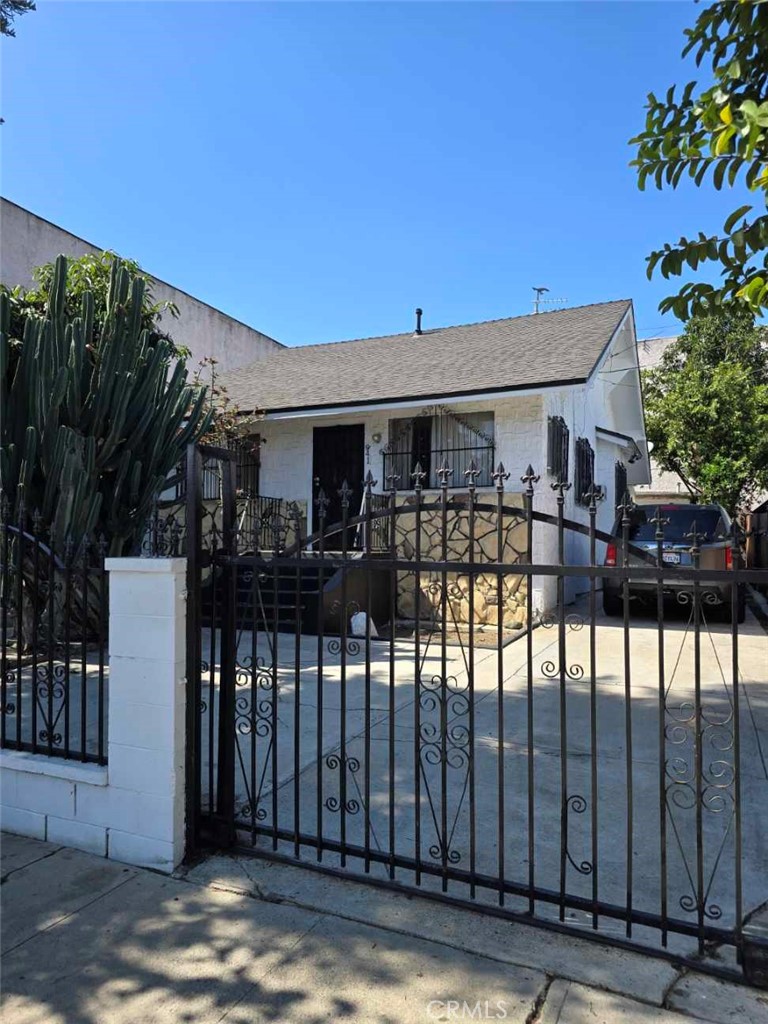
[619, 507, 724, 543]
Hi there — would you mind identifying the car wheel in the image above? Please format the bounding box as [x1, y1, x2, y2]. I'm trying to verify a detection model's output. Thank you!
[603, 589, 623, 617]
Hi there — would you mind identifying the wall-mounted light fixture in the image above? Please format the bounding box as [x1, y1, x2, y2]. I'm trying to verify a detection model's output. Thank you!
[371, 431, 382, 444]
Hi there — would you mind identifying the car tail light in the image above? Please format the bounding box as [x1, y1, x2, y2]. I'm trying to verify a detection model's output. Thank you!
[605, 543, 617, 567]
[726, 546, 733, 570]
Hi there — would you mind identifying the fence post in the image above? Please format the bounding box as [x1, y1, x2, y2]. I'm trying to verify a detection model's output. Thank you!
[185, 443, 202, 854]
[214, 455, 237, 845]
[105, 556, 187, 871]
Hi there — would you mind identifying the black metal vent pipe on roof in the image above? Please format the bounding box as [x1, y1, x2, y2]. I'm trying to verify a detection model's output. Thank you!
[414, 307, 423, 335]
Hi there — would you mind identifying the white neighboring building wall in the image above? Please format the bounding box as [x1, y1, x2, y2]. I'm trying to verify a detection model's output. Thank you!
[0, 197, 283, 373]
[632, 335, 696, 504]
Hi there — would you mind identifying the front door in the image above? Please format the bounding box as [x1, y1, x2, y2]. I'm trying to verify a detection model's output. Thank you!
[312, 424, 365, 544]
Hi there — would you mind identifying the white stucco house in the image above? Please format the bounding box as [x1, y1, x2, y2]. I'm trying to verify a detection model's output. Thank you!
[0, 197, 282, 373]
[220, 300, 651, 613]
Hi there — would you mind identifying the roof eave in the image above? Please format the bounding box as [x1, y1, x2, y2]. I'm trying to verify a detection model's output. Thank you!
[242, 376, 588, 420]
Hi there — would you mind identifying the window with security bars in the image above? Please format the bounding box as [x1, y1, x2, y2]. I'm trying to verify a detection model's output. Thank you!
[547, 415, 569, 482]
[615, 461, 628, 510]
[204, 438, 260, 499]
[167, 437, 261, 501]
[574, 437, 595, 506]
[384, 410, 495, 489]
[233, 437, 260, 497]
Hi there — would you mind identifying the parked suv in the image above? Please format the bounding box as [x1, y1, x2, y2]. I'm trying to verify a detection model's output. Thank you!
[602, 502, 746, 623]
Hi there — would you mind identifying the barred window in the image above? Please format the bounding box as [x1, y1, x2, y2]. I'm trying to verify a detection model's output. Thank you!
[574, 437, 595, 506]
[233, 437, 260, 497]
[547, 416, 569, 482]
[384, 409, 494, 489]
[615, 460, 628, 510]
[161, 437, 260, 503]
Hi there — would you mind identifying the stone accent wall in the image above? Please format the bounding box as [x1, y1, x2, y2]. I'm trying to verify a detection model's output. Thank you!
[393, 493, 528, 628]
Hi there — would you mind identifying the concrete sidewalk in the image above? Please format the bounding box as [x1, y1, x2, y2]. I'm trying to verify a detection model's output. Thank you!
[2, 834, 767, 1024]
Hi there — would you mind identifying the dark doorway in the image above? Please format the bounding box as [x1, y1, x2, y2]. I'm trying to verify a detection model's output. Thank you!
[312, 423, 365, 544]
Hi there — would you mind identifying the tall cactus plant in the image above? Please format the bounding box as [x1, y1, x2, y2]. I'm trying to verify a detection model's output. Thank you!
[0, 254, 212, 554]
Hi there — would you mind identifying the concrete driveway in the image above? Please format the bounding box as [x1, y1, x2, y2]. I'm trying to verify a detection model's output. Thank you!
[200, 596, 768, 959]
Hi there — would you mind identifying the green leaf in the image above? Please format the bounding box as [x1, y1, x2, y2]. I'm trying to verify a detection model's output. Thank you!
[724, 204, 753, 233]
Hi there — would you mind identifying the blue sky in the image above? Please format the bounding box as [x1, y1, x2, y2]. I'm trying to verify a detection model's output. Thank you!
[1, 1, 748, 347]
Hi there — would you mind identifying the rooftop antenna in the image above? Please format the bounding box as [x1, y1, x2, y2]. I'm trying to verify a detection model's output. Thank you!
[532, 287, 567, 313]
[532, 287, 549, 314]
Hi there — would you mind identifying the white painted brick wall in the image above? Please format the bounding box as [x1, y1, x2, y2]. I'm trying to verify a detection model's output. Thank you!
[0, 557, 187, 874]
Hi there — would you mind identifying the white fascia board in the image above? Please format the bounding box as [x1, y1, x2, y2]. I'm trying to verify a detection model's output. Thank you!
[586, 307, 636, 382]
[263, 383, 572, 421]
[589, 305, 651, 476]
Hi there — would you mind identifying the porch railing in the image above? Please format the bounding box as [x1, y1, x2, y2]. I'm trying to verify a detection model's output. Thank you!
[237, 495, 298, 553]
[355, 492, 391, 552]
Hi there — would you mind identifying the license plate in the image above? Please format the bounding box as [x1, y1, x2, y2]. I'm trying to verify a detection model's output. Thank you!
[662, 552, 681, 565]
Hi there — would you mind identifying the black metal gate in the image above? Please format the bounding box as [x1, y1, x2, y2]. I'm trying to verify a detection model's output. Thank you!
[184, 444, 768, 980]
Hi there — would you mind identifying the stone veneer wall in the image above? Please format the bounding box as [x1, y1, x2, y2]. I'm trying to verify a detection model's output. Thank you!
[392, 492, 528, 629]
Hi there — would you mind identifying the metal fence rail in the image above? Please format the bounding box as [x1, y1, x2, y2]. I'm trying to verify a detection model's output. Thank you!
[0, 503, 108, 764]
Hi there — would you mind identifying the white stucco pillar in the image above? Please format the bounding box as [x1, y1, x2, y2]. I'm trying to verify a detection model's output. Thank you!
[104, 557, 187, 872]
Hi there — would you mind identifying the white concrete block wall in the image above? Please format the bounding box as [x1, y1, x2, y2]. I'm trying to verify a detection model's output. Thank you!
[0, 558, 187, 873]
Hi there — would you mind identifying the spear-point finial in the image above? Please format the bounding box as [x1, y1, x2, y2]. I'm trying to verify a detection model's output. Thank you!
[338, 479, 352, 509]
[386, 470, 400, 493]
[520, 464, 540, 496]
[493, 462, 510, 491]
[617, 490, 634, 523]
[650, 506, 669, 541]
[551, 478, 572, 500]
[584, 483, 604, 511]
[411, 461, 426, 490]
[315, 487, 330, 516]
[364, 469, 377, 492]
[464, 459, 480, 490]
[437, 457, 453, 488]
[685, 519, 704, 554]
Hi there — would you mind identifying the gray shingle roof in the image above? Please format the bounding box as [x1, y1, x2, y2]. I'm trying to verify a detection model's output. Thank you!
[220, 299, 632, 414]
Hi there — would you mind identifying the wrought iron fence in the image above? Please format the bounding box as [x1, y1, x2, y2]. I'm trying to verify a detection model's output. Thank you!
[0, 502, 108, 764]
[237, 495, 295, 553]
[382, 444, 495, 490]
[186, 445, 768, 981]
